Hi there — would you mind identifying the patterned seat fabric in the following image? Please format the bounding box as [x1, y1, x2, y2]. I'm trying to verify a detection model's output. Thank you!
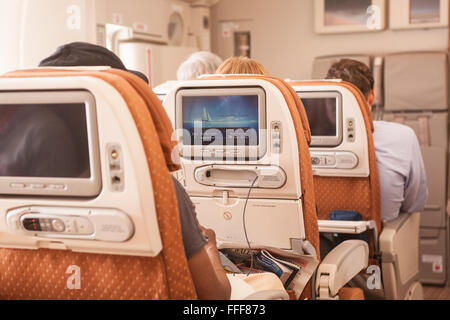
[0, 69, 196, 300]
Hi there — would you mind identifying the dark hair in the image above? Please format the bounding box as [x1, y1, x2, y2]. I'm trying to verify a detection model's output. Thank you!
[39, 42, 149, 83]
[326, 59, 374, 98]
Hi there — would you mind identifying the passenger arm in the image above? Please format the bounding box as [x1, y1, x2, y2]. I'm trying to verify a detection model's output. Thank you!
[188, 227, 232, 300]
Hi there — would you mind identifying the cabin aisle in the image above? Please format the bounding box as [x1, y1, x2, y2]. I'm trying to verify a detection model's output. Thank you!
[423, 285, 450, 300]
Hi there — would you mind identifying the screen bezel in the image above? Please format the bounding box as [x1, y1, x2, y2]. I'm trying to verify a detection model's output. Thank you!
[409, 0, 441, 24]
[390, 0, 448, 30]
[175, 86, 267, 161]
[315, 0, 386, 34]
[298, 91, 343, 148]
[0, 90, 102, 198]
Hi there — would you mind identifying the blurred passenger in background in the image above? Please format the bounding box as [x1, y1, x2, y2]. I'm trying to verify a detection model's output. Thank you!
[216, 56, 269, 76]
[177, 51, 223, 81]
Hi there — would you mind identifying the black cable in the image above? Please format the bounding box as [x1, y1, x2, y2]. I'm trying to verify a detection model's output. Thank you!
[243, 175, 259, 276]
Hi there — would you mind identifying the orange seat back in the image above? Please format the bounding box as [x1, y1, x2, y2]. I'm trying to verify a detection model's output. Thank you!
[0, 69, 196, 299]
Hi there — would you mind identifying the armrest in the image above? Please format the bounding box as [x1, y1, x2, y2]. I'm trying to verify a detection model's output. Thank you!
[318, 220, 379, 253]
[381, 213, 411, 233]
[380, 212, 418, 257]
[315, 240, 369, 300]
[379, 212, 422, 300]
[318, 220, 369, 234]
[227, 272, 290, 300]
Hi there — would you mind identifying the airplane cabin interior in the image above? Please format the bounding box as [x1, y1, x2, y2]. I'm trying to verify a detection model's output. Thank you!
[0, 0, 449, 306]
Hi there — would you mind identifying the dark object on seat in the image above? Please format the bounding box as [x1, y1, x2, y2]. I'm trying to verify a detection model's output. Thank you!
[39, 41, 149, 84]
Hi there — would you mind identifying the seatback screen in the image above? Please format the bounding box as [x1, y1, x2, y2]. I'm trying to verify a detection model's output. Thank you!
[302, 97, 337, 137]
[410, 0, 440, 24]
[182, 95, 259, 146]
[0, 104, 90, 178]
[325, 0, 372, 26]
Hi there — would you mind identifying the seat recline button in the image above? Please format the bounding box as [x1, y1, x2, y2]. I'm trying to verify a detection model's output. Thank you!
[51, 219, 65, 232]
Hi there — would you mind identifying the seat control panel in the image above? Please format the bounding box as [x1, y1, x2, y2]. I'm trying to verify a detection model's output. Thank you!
[271, 121, 282, 154]
[310, 151, 359, 169]
[195, 165, 287, 189]
[346, 118, 356, 143]
[7, 206, 134, 242]
[21, 214, 94, 235]
[107, 143, 125, 192]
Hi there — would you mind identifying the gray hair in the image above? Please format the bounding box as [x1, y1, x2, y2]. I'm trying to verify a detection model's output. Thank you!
[177, 51, 223, 81]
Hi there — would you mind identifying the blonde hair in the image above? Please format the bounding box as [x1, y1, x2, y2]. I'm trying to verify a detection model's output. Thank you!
[177, 51, 223, 81]
[216, 56, 269, 76]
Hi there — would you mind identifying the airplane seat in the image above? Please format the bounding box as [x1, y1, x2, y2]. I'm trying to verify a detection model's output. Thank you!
[162, 74, 369, 300]
[0, 68, 196, 299]
[278, 78, 371, 300]
[289, 79, 381, 231]
[382, 51, 449, 287]
[289, 80, 422, 300]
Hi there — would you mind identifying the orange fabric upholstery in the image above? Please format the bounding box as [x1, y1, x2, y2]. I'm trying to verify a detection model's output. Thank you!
[0, 69, 196, 299]
[338, 287, 365, 300]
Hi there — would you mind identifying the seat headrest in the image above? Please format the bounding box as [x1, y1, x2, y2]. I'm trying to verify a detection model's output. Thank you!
[312, 55, 373, 79]
[384, 52, 449, 111]
[1, 68, 180, 172]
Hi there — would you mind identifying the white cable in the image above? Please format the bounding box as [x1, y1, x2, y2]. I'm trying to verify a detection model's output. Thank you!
[243, 175, 259, 276]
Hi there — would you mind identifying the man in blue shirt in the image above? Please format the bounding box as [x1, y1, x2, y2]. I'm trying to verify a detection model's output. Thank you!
[326, 59, 428, 222]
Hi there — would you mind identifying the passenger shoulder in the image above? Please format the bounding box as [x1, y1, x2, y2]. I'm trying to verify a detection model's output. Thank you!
[373, 120, 418, 140]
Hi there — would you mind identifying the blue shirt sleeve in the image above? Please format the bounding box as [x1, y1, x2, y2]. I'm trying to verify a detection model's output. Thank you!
[373, 121, 428, 222]
[401, 132, 428, 214]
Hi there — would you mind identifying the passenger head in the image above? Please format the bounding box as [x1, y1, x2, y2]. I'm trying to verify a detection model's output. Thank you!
[39, 41, 149, 83]
[216, 56, 270, 76]
[176, 51, 223, 81]
[326, 59, 375, 106]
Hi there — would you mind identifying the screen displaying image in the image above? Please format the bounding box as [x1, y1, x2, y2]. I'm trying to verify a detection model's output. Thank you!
[0, 104, 90, 178]
[182, 95, 259, 146]
[324, 0, 372, 26]
[302, 97, 337, 137]
[410, 0, 440, 24]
